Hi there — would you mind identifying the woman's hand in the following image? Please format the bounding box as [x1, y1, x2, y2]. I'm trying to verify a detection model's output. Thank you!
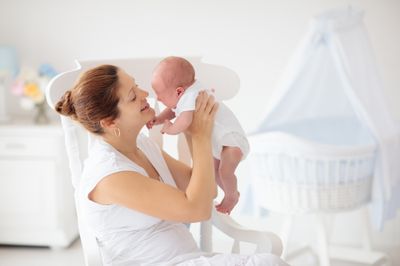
[187, 91, 218, 138]
[184, 91, 218, 218]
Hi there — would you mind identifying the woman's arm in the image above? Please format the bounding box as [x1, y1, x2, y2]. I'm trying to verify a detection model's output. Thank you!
[183, 95, 217, 218]
[91, 92, 218, 223]
[162, 150, 192, 191]
[90, 170, 211, 222]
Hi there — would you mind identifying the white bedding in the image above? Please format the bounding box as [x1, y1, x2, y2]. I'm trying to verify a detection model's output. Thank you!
[249, 117, 376, 183]
[248, 117, 377, 211]
[265, 116, 376, 146]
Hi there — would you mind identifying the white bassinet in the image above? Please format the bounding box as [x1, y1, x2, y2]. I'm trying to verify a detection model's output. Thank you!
[249, 116, 377, 213]
[245, 7, 398, 265]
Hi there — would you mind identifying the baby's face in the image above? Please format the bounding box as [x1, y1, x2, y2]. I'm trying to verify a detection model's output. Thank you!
[151, 75, 179, 108]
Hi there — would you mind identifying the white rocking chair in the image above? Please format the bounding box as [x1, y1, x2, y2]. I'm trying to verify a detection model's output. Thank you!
[45, 57, 283, 266]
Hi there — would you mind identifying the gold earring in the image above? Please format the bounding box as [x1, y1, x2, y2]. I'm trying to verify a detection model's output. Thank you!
[113, 127, 121, 137]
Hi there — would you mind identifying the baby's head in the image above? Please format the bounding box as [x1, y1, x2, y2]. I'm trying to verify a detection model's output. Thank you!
[151, 56, 195, 108]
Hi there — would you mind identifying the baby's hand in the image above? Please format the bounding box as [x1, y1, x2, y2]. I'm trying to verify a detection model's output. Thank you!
[146, 119, 156, 129]
[146, 116, 163, 129]
[161, 120, 173, 134]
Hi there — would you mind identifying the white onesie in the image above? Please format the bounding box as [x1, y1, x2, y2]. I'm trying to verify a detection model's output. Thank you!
[172, 80, 250, 160]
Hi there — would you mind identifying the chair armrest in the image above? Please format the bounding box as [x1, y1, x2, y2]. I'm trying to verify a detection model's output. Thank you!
[211, 207, 283, 256]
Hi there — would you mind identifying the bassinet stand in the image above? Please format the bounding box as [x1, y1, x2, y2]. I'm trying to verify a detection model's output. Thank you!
[278, 205, 389, 265]
[249, 131, 390, 266]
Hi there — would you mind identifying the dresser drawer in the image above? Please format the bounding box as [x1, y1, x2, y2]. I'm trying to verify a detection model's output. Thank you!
[0, 137, 59, 157]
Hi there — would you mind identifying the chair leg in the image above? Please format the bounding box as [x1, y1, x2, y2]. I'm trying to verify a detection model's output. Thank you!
[280, 215, 293, 259]
[200, 220, 213, 252]
[361, 206, 372, 251]
[315, 214, 331, 266]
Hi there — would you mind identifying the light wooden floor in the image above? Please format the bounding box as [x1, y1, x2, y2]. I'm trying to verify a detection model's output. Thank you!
[0, 218, 397, 266]
[0, 212, 400, 266]
[0, 238, 397, 266]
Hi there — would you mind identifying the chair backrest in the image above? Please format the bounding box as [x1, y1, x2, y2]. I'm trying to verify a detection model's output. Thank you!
[46, 57, 240, 266]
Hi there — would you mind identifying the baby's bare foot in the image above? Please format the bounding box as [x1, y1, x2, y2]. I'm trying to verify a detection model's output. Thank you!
[215, 191, 240, 215]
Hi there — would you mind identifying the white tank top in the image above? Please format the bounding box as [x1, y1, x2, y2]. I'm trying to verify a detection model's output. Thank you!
[79, 134, 200, 265]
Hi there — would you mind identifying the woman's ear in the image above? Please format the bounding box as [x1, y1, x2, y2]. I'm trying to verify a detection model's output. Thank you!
[100, 117, 116, 130]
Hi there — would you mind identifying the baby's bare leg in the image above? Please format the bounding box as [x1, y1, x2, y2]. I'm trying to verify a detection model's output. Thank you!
[214, 158, 224, 189]
[215, 146, 242, 214]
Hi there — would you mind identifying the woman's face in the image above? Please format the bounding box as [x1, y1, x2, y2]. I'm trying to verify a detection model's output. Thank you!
[115, 69, 155, 132]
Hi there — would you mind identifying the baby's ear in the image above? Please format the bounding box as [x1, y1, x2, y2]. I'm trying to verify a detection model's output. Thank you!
[176, 87, 185, 96]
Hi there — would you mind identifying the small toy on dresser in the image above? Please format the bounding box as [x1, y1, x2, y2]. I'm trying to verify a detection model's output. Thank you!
[10, 63, 58, 124]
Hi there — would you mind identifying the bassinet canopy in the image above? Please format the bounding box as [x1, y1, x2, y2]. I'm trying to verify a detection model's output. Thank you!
[252, 7, 400, 229]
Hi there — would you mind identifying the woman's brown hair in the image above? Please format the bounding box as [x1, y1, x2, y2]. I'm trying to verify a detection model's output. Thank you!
[55, 64, 120, 135]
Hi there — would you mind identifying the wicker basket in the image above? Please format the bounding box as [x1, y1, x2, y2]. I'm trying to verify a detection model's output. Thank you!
[248, 131, 376, 213]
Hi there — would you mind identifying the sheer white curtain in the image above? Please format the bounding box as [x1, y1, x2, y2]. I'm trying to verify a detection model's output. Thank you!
[253, 7, 400, 229]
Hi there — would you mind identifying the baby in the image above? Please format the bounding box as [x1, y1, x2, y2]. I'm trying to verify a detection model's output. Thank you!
[148, 56, 249, 214]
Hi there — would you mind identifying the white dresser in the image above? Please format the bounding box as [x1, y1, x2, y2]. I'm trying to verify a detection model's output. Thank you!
[0, 120, 78, 248]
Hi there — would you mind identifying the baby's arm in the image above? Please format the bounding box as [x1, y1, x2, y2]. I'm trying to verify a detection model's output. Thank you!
[158, 108, 176, 122]
[147, 108, 176, 129]
[162, 111, 193, 135]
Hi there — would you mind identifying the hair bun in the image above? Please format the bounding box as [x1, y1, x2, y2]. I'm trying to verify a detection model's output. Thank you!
[55, 90, 77, 119]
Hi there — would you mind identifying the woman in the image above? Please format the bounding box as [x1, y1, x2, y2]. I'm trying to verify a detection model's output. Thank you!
[55, 65, 287, 266]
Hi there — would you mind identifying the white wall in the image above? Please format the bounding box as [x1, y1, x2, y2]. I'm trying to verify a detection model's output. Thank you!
[1, 0, 399, 128]
[1, 0, 399, 249]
